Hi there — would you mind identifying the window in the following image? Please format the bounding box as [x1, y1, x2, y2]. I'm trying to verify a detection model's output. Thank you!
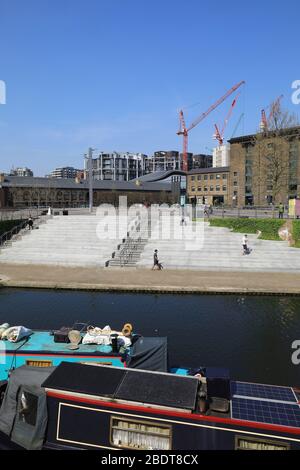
[289, 184, 297, 191]
[204, 175, 208, 180]
[216, 174, 221, 179]
[223, 186, 227, 191]
[110, 417, 172, 450]
[209, 185, 214, 191]
[210, 174, 214, 180]
[197, 187, 202, 192]
[234, 172, 238, 177]
[26, 360, 53, 368]
[191, 176, 195, 181]
[197, 175, 201, 181]
[216, 185, 220, 191]
[234, 181, 238, 186]
[267, 185, 273, 190]
[235, 435, 289, 451]
[191, 187, 195, 192]
[204, 186, 208, 192]
[222, 174, 227, 179]
[234, 191, 238, 196]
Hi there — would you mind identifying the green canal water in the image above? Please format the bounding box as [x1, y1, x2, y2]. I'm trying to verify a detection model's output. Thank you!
[0, 288, 299, 386]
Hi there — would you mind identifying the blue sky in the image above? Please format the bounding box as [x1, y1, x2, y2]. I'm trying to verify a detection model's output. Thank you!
[0, 0, 299, 176]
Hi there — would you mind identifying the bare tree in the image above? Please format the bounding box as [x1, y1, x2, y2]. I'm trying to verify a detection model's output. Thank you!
[251, 100, 299, 205]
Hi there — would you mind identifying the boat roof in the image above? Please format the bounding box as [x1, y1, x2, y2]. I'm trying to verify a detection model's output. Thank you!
[0, 331, 118, 355]
[42, 361, 199, 411]
[43, 362, 300, 430]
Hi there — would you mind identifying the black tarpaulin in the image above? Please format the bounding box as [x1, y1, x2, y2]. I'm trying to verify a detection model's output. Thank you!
[127, 336, 168, 372]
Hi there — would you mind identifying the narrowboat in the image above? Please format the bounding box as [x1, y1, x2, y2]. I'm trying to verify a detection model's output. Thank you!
[0, 322, 166, 381]
[0, 360, 299, 450]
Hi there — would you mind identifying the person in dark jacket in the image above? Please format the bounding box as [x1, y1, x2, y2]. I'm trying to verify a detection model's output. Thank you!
[152, 249, 163, 270]
[28, 217, 34, 230]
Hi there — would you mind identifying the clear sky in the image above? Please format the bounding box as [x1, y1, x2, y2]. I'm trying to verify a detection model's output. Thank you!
[0, 0, 299, 176]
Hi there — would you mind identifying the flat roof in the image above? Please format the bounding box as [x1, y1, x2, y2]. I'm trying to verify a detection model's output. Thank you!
[228, 126, 300, 144]
[0, 176, 171, 192]
[188, 167, 229, 175]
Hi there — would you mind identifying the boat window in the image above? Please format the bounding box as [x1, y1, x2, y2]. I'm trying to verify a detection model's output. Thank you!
[235, 435, 290, 451]
[18, 391, 38, 427]
[26, 360, 53, 367]
[110, 417, 171, 450]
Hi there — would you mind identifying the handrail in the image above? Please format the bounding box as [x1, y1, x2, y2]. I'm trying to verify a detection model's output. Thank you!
[0, 219, 29, 247]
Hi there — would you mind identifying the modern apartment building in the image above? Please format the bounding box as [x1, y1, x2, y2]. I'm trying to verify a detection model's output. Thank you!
[192, 154, 213, 169]
[10, 167, 34, 177]
[86, 152, 150, 181]
[212, 144, 230, 167]
[49, 167, 82, 179]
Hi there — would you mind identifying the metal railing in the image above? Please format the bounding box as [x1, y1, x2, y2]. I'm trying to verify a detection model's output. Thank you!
[119, 236, 143, 266]
[0, 215, 49, 249]
[0, 219, 29, 248]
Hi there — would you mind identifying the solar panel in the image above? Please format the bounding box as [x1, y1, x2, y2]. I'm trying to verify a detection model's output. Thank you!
[231, 381, 297, 403]
[231, 397, 300, 429]
[116, 369, 198, 410]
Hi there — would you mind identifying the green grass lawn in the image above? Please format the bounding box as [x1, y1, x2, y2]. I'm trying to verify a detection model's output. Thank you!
[292, 220, 300, 247]
[209, 218, 285, 241]
[0, 219, 23, 237]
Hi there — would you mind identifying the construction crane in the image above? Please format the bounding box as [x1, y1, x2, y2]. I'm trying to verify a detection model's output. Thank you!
[230, 113, 245, 139]
[177, 80, 245, 172]
[260, 95, 283, 132]
[213, 94, 240, 146]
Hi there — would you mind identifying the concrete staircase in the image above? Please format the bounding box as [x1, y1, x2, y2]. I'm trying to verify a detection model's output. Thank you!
[136, 221, 300, 272]
[107, 237, 148, 267]
[2, 209, 300, 272]
[106, 212, 149, 267]
[0, 215, 127, 267]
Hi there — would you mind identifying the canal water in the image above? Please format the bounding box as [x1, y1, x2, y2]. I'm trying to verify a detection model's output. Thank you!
[0, 288, 299, 387]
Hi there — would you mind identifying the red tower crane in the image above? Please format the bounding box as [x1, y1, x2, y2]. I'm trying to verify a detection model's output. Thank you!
[177, 80, 245, 172]
[213, 93, 240, 146]
[260, 95, 283, 132]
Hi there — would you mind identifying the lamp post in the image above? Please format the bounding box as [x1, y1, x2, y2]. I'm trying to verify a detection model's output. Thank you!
[85, 147, 95, 213]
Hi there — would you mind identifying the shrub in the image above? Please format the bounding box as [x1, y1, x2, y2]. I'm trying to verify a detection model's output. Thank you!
[0, 219, 23, 237]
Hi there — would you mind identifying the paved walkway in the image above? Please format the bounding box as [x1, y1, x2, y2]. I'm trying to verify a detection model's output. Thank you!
[1, 264, 300, 294]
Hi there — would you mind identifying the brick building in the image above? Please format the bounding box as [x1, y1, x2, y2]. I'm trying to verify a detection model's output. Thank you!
[187, 167, 230, 205]
[0, 175, 174, 209]
[228, 126, 300, 206]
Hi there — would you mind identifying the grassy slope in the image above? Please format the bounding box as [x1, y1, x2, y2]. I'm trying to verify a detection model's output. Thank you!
[292, 220, 300, 247]
[209, 218, 285, 241]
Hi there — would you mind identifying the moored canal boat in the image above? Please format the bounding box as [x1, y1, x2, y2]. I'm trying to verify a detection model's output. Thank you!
[0, 322, 168, 381]
[0, 361, 299, 450]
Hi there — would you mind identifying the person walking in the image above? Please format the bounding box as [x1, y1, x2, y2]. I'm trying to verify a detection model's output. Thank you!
[28, 216, 34, 230]
[242, 234, 249, 255]
[278, 202, 284, 219]
[152, 249, 163, 270]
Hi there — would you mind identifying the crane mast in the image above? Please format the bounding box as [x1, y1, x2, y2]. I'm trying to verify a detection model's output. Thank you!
[177, 80, 245, 171]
